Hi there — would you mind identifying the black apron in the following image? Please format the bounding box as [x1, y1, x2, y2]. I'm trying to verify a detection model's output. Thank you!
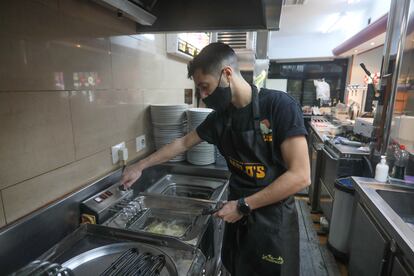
[217, 86, 299, 276]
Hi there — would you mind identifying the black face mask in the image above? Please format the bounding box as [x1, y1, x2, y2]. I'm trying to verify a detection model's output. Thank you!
[202, 70, 232, 112]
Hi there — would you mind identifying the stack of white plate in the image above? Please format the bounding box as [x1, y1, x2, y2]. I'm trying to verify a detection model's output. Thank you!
[187, 108, 215, 165]
[151, 104, 188, 162]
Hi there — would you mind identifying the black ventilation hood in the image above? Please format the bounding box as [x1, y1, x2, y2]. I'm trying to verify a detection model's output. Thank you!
[97, 0, 283, 32]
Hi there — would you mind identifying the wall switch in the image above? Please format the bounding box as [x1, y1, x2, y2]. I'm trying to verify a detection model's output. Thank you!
[136, 135, 146, 152]
[111, 142, 126, 164]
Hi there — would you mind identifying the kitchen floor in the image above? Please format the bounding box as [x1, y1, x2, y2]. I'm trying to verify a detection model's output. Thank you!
[295, 197, 348, 276]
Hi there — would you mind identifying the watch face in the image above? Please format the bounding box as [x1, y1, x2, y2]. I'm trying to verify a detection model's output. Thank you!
[240, 204, 250, 215]
[238, 199, 251, 215]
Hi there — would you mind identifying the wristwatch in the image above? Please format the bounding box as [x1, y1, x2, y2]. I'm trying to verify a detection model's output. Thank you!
[237, 198, 251, 216]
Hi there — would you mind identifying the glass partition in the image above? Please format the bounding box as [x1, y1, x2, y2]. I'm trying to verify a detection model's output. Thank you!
[388, 3, 414, 156]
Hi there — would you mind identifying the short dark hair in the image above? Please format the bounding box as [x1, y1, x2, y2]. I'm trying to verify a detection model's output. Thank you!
[187, 42, 239, 79]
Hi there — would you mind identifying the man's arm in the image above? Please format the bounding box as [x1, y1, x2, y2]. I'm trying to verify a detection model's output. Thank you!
[217, 135, 310, 222]
[245, 135, 310, 210]
[121, 130, 203, 187]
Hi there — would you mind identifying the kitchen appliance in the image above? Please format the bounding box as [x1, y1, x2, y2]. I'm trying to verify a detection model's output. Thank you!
[65, 244, 174, 275]
[143, 174, 228, 275]
[143, 174, 228, 201]
[102, 195, 213, 246]
[13, 224, 207, 276]
[80, 182, 134, 224]
[319, 140, 370, 222]
[81, 173, 228, 276]
[101, 194, 217, 275]
[354, 117, 374, 138]
[11, 261, 73, 275]
[81, 175, 228, 226]
[93, 0, 283, 32]
[0, 163, 229, 275]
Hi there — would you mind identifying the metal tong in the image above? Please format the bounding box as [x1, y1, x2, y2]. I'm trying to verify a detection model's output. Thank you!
[200, 201, 225, 216]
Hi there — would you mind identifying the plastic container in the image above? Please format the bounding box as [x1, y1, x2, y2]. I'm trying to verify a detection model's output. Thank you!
[375, 155, 389, 182]
[393, 145, 409, 180]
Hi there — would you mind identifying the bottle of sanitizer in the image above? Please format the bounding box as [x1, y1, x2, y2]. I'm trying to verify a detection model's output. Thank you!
[375, 155, 389, 182]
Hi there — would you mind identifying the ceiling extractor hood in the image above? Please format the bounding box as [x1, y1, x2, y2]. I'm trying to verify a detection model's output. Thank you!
[94, 0, 283, 32]
[212, 31, 269, 69]
[93, 0, 157, 25]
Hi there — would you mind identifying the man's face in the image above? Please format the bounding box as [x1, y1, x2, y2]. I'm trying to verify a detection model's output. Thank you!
[193, 68, 222, 100]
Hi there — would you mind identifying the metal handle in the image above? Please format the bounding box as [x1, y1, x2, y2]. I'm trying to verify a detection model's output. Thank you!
[322, 147, 339, 161]
[201, 201, 225, 215]
[360, 63, 372, 76]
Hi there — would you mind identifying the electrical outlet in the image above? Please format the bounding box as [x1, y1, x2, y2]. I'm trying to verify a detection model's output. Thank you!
[111, 142, 126, 164]
[136, 135, 146, 152]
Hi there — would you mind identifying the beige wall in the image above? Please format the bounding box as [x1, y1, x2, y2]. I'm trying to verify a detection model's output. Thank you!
[349, 46, 384, 85]
[0, 0, 194, 226]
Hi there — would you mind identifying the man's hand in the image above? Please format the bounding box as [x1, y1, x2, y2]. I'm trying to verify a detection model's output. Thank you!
[121, 165, 142, 188]
[119, 130, 203, 189]
[215, 200, 243, 223]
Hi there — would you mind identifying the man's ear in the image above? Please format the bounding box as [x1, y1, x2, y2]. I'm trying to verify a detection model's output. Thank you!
[223, 66, 233, 83]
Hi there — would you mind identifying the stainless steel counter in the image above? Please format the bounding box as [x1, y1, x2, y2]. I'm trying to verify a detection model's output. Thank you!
[308, 122, 325, 212]
[326, 141, 369, 156]
[351, 177, 414, 265]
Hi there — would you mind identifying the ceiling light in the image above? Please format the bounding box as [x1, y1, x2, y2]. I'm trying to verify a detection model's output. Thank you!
[142, 34, 155, 40]
[76, 44, 81, 48]
[354, 49, 359, 53]
[370, 42, 375, 46]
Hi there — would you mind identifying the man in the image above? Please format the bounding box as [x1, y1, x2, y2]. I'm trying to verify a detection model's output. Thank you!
[122, 42, 310, 276]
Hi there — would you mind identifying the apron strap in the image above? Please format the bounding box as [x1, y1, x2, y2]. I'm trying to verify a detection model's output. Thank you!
[252, 87, 261, 133]
[226, 85, 261, 132]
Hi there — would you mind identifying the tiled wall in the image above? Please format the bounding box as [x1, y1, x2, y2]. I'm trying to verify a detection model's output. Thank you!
[0, 0, 194, 226]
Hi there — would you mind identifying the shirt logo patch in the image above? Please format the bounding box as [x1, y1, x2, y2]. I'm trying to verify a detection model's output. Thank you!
[262, 254, 284, 265]
[260, 119, 272, 142]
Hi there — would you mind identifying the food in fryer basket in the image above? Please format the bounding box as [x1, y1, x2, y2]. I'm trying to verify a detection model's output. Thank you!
[144, 219, 187, 237]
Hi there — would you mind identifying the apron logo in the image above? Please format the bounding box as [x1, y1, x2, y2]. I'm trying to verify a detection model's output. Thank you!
[262, 254, 284, 265]
[228, 157, 266, 179]
[262, 134, 273, 142]
[260, 119, 272, 142]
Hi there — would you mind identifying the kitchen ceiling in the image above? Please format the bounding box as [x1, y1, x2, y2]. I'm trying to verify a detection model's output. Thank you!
[335, 28, 387, 57]
[275, 0, 378, 36]
[269, 0, 391, 58]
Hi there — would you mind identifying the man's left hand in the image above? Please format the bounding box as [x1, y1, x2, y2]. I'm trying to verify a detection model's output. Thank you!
[214, 200, 243, 223]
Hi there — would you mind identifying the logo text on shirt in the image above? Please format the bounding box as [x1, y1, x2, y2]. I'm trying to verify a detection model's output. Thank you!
[228, 157, 266, 179]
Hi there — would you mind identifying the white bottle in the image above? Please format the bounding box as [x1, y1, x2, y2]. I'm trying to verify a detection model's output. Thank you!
[375, 155, 389, 182]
